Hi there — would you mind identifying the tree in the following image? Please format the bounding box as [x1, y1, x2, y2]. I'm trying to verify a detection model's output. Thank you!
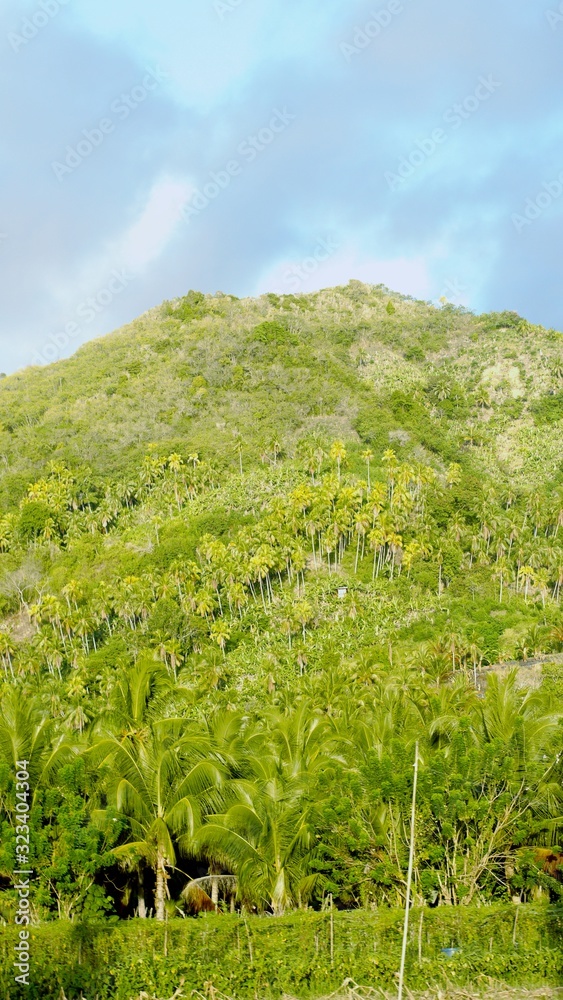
[210, 620, 231, 658]
[361, 448, 374, 489]
[196, 707, 336, 914]
[91, 719, 225, 920]
[0, 691, 74, 806]
[329, 441, 347, 482]
[0, 632, 16, 680]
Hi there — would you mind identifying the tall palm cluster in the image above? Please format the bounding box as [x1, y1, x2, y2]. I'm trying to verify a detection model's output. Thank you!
[0, 658, 562, 921]
[0, 448, 562, 686]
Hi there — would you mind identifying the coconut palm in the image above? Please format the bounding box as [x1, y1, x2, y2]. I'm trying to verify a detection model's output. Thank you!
[329, 440, 347, 482]
[361, 448, 374, 489]
[91, 717, 225, 920]
[195, 707, 336, 914]
[0, 691, 74, 805]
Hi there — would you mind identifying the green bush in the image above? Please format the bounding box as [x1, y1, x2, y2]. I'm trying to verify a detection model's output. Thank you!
[18, 501, 56, 542]
[252, 322, 297, 347]
[531, 392, 563, 425]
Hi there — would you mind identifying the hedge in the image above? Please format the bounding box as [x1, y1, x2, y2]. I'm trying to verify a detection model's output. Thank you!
[1, 904, 563, 999]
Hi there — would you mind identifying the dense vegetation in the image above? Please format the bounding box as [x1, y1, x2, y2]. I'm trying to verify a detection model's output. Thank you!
[0, 282, 562, 990]
[3, 905, 563, 999]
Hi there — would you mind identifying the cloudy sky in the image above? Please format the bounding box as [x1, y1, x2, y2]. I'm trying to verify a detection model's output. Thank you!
[1, 0, 562, 372]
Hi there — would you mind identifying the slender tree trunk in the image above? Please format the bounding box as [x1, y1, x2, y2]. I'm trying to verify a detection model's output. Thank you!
[155, 855, 167, 921]
[138, 865, 147, 918]
[209, 861, 221, 910]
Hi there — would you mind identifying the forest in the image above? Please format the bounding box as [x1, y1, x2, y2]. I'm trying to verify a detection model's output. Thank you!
[0, 281, 562, 993]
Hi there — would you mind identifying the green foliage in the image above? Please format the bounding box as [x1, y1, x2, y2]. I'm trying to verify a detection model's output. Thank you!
[2, 906, 563, 998]
[146, 598, 184, 638]
[531, 392, 563, 425]
[164, 290, 212, 325]
[18, 502, 56, 542]
[31, 761, 117, 922]
[252, 321, 296, 346]
[404, 344, 425, 362]
[0, 283, 563, 983]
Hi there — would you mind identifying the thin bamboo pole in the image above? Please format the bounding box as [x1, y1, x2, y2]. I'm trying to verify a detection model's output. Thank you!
[398, 742, 419, 1000]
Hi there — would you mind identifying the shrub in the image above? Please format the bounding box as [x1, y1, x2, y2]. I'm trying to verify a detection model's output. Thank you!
[531, 392, 563, 425]
[18, 502, 56, 542]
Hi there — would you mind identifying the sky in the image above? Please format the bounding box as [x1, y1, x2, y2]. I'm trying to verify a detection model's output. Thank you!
[1, 0, 563, 372]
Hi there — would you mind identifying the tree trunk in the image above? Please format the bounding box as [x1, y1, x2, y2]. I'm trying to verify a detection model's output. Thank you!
[209, 861, 221, 910]
[155, 855, 167, 921]
[138, 865, 147, 918]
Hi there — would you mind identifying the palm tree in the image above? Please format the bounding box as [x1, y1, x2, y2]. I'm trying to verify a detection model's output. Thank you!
[329, 440, 347, 482]
[479, 672, 561, 769]
[210, 620, 231, 658]
[353, 511, 370, 572]
[368, 527, 385, 581]
[517, 565, 536, 601]
[196, 771, 319, 915]
[0, 632, 16, 679]
[196, 707, 335, 914]
[167, 453, 185, 511]
[62, 579, 82, 611]
[361, 448, 374, 489]
[0, 691, 73, 805]
[156, 638, 184, 681]
[91, 718, 225, 920]
[440, 628, 465, 674]
[492, 556, 510, 603]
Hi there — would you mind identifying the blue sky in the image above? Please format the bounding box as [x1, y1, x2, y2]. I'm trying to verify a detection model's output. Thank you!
[1, 0, 562, 372]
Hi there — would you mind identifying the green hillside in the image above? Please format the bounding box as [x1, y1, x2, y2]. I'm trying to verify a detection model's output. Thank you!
[1, 282, 562, 492]
[0, 282, 563, 994]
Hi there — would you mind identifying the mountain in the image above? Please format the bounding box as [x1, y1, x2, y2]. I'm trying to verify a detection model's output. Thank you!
[0, 281, 562, 932]
[1, 282, 562, 505]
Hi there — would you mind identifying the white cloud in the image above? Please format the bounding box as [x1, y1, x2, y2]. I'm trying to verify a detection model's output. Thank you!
[117, 176, 194, 273]
[49, 175, 194, 312]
